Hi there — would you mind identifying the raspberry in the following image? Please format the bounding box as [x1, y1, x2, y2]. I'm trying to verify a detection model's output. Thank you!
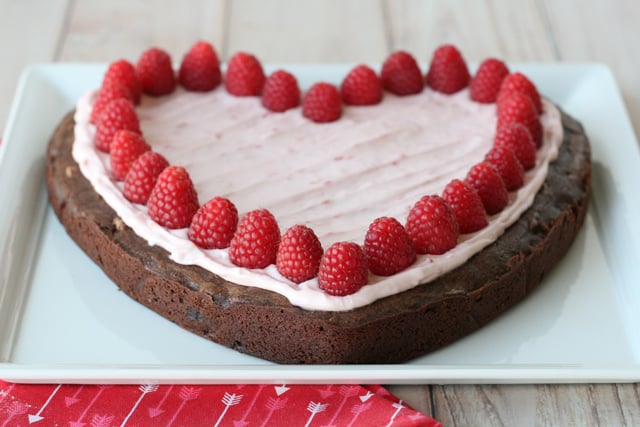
[302, 82, 342, 123]
[340, 64, 382, 105]
[123, 151, 169, 204]
[188, 197, 238, 249]
[224, 52, 266, 96]
[497, 72, 542, 114]
[405, 195, 459, 255]
[94, 98, 141, 152]
[102, 59, 142, 104]
[261, 69, 300, 112]
[178, 40, 222, 92]
[484, 145, 525, 191]
[364, 217, 416, 276]
[469, 58, 509, 103]
[425, 44, 471, 94]
[229, 209, 280, 269]
[109, 130, 150, 181]
[494, 122, 537, 170]
[317, 242, 368, 296]
[147, 166, 199, 229]
[442, 179, 488, 234]
[90, 79, 134, 124]
[381, 51, 423, 96]
[276, 225, 323, 283]
[135, 47, 176, 96]
[465, 162, 509, 215]
[496, 91, 542, 146]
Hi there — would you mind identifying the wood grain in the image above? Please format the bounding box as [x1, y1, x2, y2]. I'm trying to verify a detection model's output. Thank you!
[384, 0, 556, 63]
[0, 0, 70, 132]
[543, 0, 640, 136]
[58, 0, 227, 62]
[226, 0, 388, 62]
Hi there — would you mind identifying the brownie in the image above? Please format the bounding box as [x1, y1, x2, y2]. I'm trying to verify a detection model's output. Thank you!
[45, 109, 590, 364]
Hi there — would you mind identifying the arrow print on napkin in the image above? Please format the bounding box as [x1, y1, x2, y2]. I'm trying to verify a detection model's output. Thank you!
[274, 384, 289, 396]
[0, 383, 15, 403]
[119, 384, 159, 427]
[318, 384, 335, 399]
[386, 400, 406, 426]
[68, 385, 111, 427]
[65, 385, 85, 407]
[360, 390, 374, 402]
[28, 384, 62, 424]
[148, 384, 174, 418]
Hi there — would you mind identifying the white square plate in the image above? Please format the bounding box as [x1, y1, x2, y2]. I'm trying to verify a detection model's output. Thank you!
[1, 63, 639, 384]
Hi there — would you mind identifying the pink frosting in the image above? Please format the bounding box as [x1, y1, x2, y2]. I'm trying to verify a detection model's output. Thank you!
[72, 85, 563, 311]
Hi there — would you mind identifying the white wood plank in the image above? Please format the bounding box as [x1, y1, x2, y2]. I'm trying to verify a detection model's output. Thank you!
[226, 0, 388, 63]
[384, 0, 556, 64]
[431, 383, 640, 426]
[431, 385, 531, 427]
[0, 0, 70, 133]
[386, 384, 433, 416]
[538, 384, 640, 426]
[543, 0, 640, 136]
[58, 0, 227, 63]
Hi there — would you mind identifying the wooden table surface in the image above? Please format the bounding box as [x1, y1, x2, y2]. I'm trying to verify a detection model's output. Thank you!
[2, 1, 639, 425]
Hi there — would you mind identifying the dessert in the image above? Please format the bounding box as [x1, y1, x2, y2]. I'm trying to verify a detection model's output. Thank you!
[46, 42, 591, 364]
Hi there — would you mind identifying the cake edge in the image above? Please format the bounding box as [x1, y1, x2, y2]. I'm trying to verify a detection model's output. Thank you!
[45, 109, 591, 364]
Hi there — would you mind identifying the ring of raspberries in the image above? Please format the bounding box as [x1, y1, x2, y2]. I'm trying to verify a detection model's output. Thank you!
[91, 40, 544, 297]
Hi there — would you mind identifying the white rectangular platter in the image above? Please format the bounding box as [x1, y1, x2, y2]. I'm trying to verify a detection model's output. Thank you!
[1, 63, 639, 384]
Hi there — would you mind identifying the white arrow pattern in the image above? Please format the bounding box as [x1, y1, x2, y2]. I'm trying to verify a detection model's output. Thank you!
[305, 401, 329, 427]
[0, 382, 432, 425]
[386, 400, 406, 427]
[28, 383, 62, 424]
[214, 392, 243, 427]
[274, 384, 290, 396]
[119, 384, 158, 427]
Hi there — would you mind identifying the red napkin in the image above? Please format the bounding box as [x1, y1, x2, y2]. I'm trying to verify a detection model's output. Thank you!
[0, 380, 440, 426]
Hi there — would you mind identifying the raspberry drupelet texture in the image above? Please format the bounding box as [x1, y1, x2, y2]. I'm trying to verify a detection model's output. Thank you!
[470, 58, 510, 103]
[90, 79, 135, 124]
[484, 145, 526, 191]
[229, 209, 281, 269]
[262, 69, 301, 112]
[109, 130, 150, 181]
[135, 47, 177, 96]
[497, 91, 542, 146]
[123, 151, 170, 205]
[494, 122, 537, 170]
[426, 44, 471, 94]
[225, 52, 266, 96]
[94, 98, 141, 153]
[465, 162, 509, 215]
[276, 225, 324, 284]
[364, 217, 416, 276]
[406, 195, 459, 255]
[302, 82, 342, 123]
[317, 242, 368, 296]
[380, 50, 423, 96]
[188, 197, 239, 249]
[101, 59, 142, 104]
[179, 40, 222, 92]
[340, 64, 383, 105]
[497, 72, 543, 114]
[147, 166, 199, 229]
[443, 179, 488, 234]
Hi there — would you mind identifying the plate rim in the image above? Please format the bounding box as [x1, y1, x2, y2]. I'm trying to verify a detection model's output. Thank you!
[1, 62, 640, 384]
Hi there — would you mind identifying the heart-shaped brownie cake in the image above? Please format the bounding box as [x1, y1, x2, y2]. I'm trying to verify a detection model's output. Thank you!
[46, 42, 591, 363]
